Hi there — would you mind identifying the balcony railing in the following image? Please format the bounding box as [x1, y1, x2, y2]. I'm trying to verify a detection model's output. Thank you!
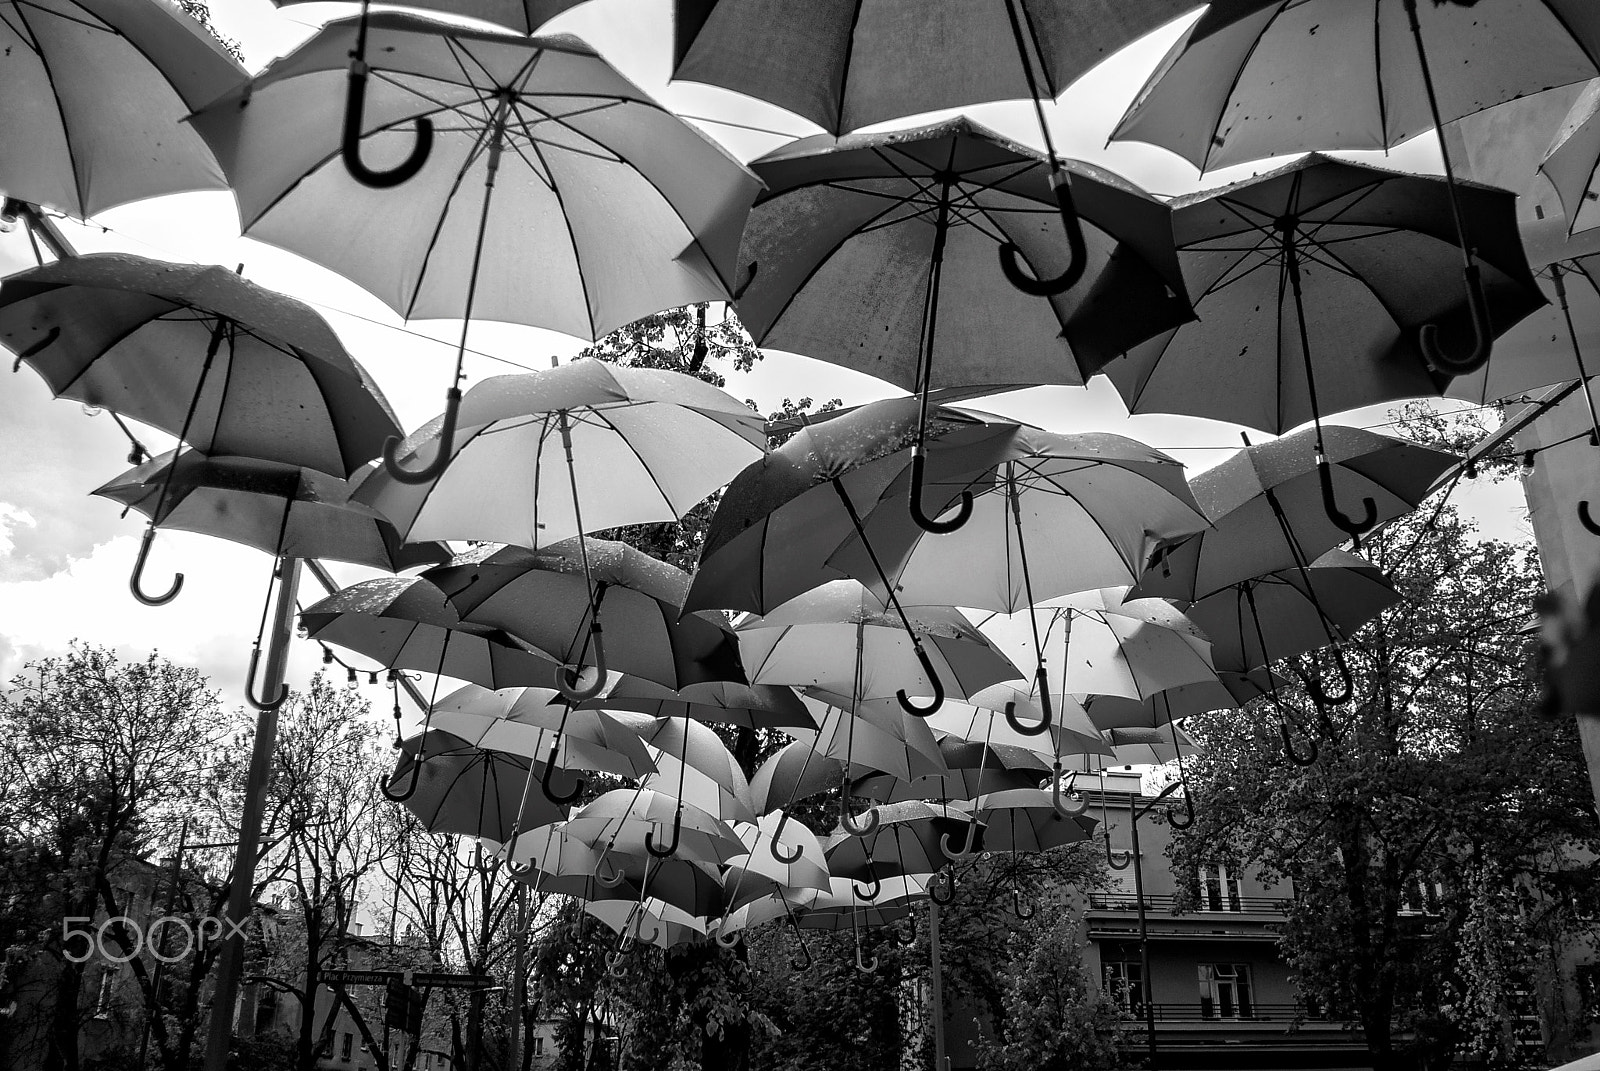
[1089, 892, 1291, 915]
[1113, 1002, 1336, 1024]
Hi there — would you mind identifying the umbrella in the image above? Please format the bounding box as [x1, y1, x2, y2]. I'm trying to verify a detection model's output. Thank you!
[428, 539, 745, 698]
[750, 741, 851, 816]
[717, 814, 832, 928]
[1113, 0, 1586, 374]
[824, 801, 978, 884]
[93, 450, 447, 574]
[190, 11, 759, 481]
[427, 684, 656, 779]
[672, 0, 1200, 135]
[1060, 724, 1203, 771]
[735, 581, 1022, 716]
[0, 0, 244, 217]
[638, 721, 758, 826]
[563, 788, 745, 868]
[734, 119, 1191, 534]
[355, 362, 766, 546]
[274, 0, 585, 36]
[925, 689, 1108, 762]
[585, 676, 816, 731]
[1543, 81, 1600, 237]
[852, 739, 1050, 805]
[586, 897, 707, 952]
[1133, 424, 1459, 602]
[1083, 670, 1275, 731]
[973, 788, 1096, 854]
[388, 730, 567, 841]
[1446, 258, 1600, 407]
[1187, 549, 1400, 675]
[686, 395, 1023, 617]
[828, 429, 1206, 612]
[0, 252, 404, 604]
[1098, 156, 1544, 458]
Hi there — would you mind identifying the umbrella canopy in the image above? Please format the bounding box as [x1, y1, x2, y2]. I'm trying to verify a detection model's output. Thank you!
[93, 450, 448, 573]
[427, 685, 656, 779]
[587, 676, 817, 731]
[0, 253, 401, 476]
[972, 788, 1097, 854]
[1446, 258, 1600, 406]
[1098, 156, 1545, 435]
[795, 690, 951, 785]
[1543, 82, 1600, 237]
[300, 576, 563, 690]
[497, 827, 643, 899]
[0, 0, 244, 217]
[356, 363, 766, 547]
[1185, 550, 1401, 673]
[824, 801, 977, 880]
[972, 589, 1218, 704]
[389, 730, 567, 842]
[721, 814, 832, 914]
[585, 898, 707, 949]
[563, 788, 746, 867]
[686, 395, 1023, 617]
[274, 0, 585, 35]
[1083, 670, 1275, 731]
[925, 690, 1109, 762]
[735, 581, 1021, 704]
[1112, 0, 1600, 172]
[673, 0, 1200, 134]
[797, 874, 928, 923]
[854, 739, 1051, 804]
[1061, 723, 1203, 770]
[586, 855, 727, 920]
[1133, 424, 1459, 602]
[750, 740, 851, 816]
[189, 13, 758, 338]
[428, 539, 745, 690]
[829, 429, 1206, 612]
[734, 118, 1192, 393]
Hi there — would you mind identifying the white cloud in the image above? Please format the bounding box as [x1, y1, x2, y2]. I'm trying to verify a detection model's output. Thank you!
[0, 503, 37, 556]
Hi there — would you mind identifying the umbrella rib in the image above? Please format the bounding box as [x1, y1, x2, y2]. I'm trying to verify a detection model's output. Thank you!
[14, 2, 88, 213]
[401, 114, 500, 322]
[590, 406, 681, 519]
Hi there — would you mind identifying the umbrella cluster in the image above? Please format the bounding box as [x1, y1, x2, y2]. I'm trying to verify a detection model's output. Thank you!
[15, 0, 1580, 968]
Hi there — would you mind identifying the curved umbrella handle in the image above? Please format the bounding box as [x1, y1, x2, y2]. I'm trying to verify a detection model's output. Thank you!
[769, 813, 804, 864]
[1105, 832, 1133, 871]
[540, 741, 585, 806]
[928, 868, 956, 905]
[645, 807, 682, 858]
[896, 913, 917, 947]
[896, 642, 945, 717]
[714, 926, 740, 949]
[853, 872, 881, 902]
[342, 58, 434, 189]
[1166, 790, 1196, 831]
[130, 527, 184, 607]
[635, 919, 661, 946]
[379, 760, 422, 803]
[1306, 645, 1355, 705]
[998, 170, 1088, 297]
[244, 646, 288, 712]
[1051, 764, 1088, 818]
[1004, 670, 1053, 737]
[855, 943, 878, 973]
[594, 853, 626, 888]
[1280, 721, 1319, 767]
[1013, 883, 1038, 921]
[557, 625, 607, 702]
[840, 803, 880, 838]
[939, 819, 981, 862]
[383, 387, 460, 484]
[908, 452, 973, 535]
[505, 860, 533, 878]
[788, 926, 814, 972]
[1317, 459, 1377, 548]
[1419, 263, 1493, 376]
[1579, 501, 1600, 536]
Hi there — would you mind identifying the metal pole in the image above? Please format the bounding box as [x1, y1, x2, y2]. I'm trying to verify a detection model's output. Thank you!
[203, 556, 303, 1071]
[1129, 795, 1158, 1070]
[929, 900, 948, 1071]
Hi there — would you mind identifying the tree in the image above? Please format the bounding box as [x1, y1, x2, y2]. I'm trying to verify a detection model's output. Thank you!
[0, 643, 233, 1071]
[1170, 409, 1600, 1071]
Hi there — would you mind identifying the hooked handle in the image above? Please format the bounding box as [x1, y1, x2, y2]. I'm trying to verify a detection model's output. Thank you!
[244, 646, 288, 712]
[853, 871, 881, 902]
[1317, 458, 1377, 548]
[998, 169, 1088, 297]
[769, 813, 804, 864]
[130, 526, 184, 606]
[342, 58, 435, 189]
[1579, 501, 1600, 536]
[714, 926, 740, 949]
[908, 451, 973, 535]
[1419, 262, 1493, 376]
[594, 853, 626, 888]
[1051, 763, 1088, 818]
[383, 387, 461, 484]
[939, 819, 981, 862]
[380, 756, 423, 803]
[788, 925, 814, 972]
[557, 624, 607, 702]
[1280, 721, 1319, 767]
[645, 807, 682, 858]
[840, 801, 880, 838]
[1004, 667, 1054, 736]
[896, 642, 946, 717]
[539, 740, 585, 806]
[928, 868, 957, 905]
[1013, 883, 1038, 921]
[1166, 791, 1197, 830]
[1306, 644, 1355, 705]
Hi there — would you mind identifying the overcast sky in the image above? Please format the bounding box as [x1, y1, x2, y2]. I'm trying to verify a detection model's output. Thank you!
[0, 0, 1531, 727]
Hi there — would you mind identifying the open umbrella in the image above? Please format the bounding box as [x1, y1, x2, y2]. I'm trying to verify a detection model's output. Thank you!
[586, 676, 816, 731]
[0, 0, 244, 218]
[1113, 0, 1587, 374]
[388, 729, 567, 842]
[274, 0, 585, 36]
[1098, 156, 1544, 461]
[190, 12, 759, 481]
[1083, 670, 1275, 731]
[564, 788, 746, 869]
[0, 253, 403, 605]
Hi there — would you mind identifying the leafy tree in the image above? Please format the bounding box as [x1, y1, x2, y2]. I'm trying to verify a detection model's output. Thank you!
[0, 643, 233, 1071]
[1171, 410, 1600, 1071]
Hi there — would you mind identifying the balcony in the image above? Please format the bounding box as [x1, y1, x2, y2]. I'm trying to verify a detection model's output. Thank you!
[1114, 1002, 1345, 1025]
[1089, 892, 1291, 915]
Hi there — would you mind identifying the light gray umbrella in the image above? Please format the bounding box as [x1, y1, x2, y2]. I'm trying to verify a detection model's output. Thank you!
[0, 0, 244, 217]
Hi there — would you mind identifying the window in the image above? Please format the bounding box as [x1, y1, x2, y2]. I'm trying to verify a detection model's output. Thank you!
[1197, 865, 1243, 912]
[340, 1032, 353, 1062]
[1199, 963, 1254, 1019]
[254, 985, 278, 1033]
[1103, 961, 1144, 1015]
[531, 1036, 546, 1057]
[1400, 878, 1444, 915]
